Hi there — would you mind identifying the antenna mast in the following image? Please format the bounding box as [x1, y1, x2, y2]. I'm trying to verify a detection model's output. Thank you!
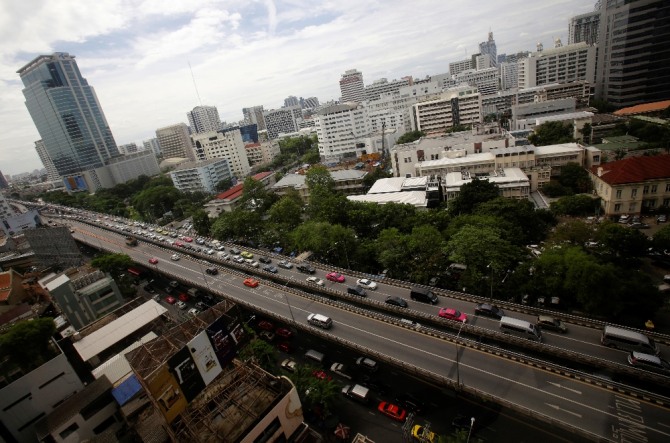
[188, 61, 202, 106]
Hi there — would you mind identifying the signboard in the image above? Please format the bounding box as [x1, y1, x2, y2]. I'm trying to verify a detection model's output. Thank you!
[187, 331, 222, 386]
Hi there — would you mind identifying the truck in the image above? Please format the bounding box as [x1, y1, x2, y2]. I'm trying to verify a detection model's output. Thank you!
[341, 384, 370, 403]
[125, 236, 138, 246]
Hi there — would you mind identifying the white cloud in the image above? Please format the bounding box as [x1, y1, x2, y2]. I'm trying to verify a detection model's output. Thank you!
[0, 0, 595, 176]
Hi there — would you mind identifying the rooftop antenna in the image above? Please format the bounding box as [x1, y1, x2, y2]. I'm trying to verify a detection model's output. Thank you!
[188, 61, 202, 106]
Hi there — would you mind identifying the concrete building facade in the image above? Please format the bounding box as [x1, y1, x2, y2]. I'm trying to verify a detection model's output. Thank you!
[263, 107, 299, 140]
[454, 67, 499, 95]
[339, 69, 365, 103]
[314, 103, 370, 161]
[169, 158, 233, 194]
[242, 105, 266, 131]
[143, 137, 161, 156]
[187, 105, 222, 134]
[156, 123, 195, 161]
[411, 85, 481, 134]
[449, 58, 473, 76]
[191, 130, 251, 179]
[364, 77, 412, 101]
[518, 42, 596, 89]
[569, 10, 600, 45]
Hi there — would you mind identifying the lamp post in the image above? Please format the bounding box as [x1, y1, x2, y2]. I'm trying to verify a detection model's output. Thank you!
[486, 262, 493, 302]
[455, 318, 466, 388]
[283, 277, 296, 323]
[335, 241, 351, 270]
[467, 417, 475, 443]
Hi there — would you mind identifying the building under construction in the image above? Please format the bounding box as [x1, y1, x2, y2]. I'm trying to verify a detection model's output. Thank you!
[125, 299, 309, 442]
[23, 225, 82, 268]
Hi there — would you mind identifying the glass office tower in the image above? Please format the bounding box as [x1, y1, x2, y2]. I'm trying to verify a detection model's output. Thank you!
[17, 52, 119, 176]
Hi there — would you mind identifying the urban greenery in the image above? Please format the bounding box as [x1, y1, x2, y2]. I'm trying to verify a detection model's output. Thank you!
[527, 121, 574, 146]
[0, 318, 57, 369]
[396, 130, 426, 144]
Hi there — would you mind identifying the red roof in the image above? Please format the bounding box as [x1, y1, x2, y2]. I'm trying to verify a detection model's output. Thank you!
[245, 143, 261, 148]
[214, 171, 273, 201]
[590, 155, 670, 185]
[0, 270, 15, 302]
[613, 100, 670, 116]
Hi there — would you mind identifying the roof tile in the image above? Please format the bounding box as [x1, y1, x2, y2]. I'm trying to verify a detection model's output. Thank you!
[590, 155, 670, 185]
[613, 100, 670, 116]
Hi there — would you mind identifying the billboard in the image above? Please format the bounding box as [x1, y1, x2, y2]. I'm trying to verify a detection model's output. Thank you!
[167, 347, 205, 403]
[146, 364, 189, 424]
[64, 174, 88, 191]
[187, 331, 223, 386]
[206, 315, 245, 368]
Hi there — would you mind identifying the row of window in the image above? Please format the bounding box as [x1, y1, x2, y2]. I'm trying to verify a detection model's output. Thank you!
[615, 184, 669, 199]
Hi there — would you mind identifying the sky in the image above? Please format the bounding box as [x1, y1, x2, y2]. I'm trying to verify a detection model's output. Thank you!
[0, 0, 595, 177]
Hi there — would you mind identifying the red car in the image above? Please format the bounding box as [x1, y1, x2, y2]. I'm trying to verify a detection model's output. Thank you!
[258, 320, 274, 331]
[243, 278, 259, 288]
[277, 342, 293, 353]
[178, 293, 189, 302]
[326, 272, 345, 283]
[378, 401, 407, 422]
[184, 237, 193, 242]
[148, 257, 158, 264]
[275, 327, 293, 339]
[312, 370, 332, 381]
[175, 241, 184, 247]
[438, 308, 468, 323]
[165, 296, 177, 305]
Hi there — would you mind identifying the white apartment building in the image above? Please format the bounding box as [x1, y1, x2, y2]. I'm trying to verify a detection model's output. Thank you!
[156, 123, 195, 160]
[315, 103, 370, 161]
[500, 61, 519, 90]
[364, 77, 412, 101]
[339, 69, 365, 103]
[187, 105, 222, 134]
[170, 158, 233, 194]
[106, 150, 160, 184]
[117, 142, 139, 155]
[264, 107, 299, 139]
[512, 97, 577, 130]
[444, 168, 530, 201]
[454, 67, 499, 95]
[35, 139, 61, 182]
[191, 130, 251, 179]
[242, 105, 266, 131]
[480, 81, 591, 117]
[245, 141, 280, 166]
[518, 42, 596, 89]
[143, 137, 161, 156]
[411, 85, 481, 134]
[475, 53, 495, 70]
[449, 58, 473, 76]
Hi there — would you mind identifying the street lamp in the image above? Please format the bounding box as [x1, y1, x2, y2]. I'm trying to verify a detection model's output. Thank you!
[455, 318, 466, 388]
[467, 417, 475, 443]
[283, 277, 296, 323]
[486, 262, 493, 301]
[335, 241, 351, 270]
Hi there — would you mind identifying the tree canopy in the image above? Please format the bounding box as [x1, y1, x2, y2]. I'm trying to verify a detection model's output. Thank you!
[528, 121, 575, 146]
[0, 318, 56, 368]
[90, 253, 133, 278]
[396, 130, 426, 144]
[448, 178, 500, 215]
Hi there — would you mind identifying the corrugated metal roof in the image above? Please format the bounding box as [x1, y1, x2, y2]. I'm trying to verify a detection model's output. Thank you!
[613, 100, 670, 116]
[92, 332, 158, 384]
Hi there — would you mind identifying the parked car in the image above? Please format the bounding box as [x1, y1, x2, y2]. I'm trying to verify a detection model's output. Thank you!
[280, 359, 298, 372]
[187, 308, 200, 317]
[356, 278, 377, 290]
[230, 247, 241, 255]
[243, 278, 259, 288]
[411, 425, 435, 443]
[258, 320, 274, 331]
[658, 214, 667, 223]
[233, 256, 245, 263]
[259, 256, 272, 264]
[176, 301, 187, 310]
[148, 257, 158, 264]
[165, 296, 176, 305]
[260, 331, 275, 341]
[241, 251, 254, 259]
[277, 342, 293, 353]
[474, 303, 505, 319]
[536, 315, 568, 333]
[356, 357, 378, 372]
[629, 222, 650, 229]
[439, 307, 468, 323]
[297, 264, 316, 274]
[275, 328, 293, 339]
[385, 296, 408, 308]
[205, 267, 218, 275]
[178, 293, 189, 302]
[278, 260, 293, 269]
[263, 265, 278, 273]
[377, 401, 407, 422]
[306, 276, 325, 286]
[312, 369, 332, 381]
[326, 272, 345, 283]
[195, 301, 208, 310]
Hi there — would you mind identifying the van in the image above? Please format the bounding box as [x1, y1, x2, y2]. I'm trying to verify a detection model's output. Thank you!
[341, 384, 370, 403]
[305, 349, 326, 364]
[601, 325, 659, 355]
[410, 287, 438, 305]
[307, 313, 333, 329]
[499, 316, 542, 342]
[347, 285, 367, 297]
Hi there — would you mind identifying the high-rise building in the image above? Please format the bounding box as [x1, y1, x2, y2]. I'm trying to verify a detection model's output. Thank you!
[339, 69, 365, 103]
[187, 105, 222, 134]
[284, 96, 299, 108]
[143, 137, 161, 156]
[455, 67, 499, 95]
[302, 97, 320, 109]
[242, 106, 266, 131]
[449, 58, 473, 77]
[518, 42, 596, 89]
[117, 142, 139, 155]
[479, 32, 497, 68]
[411, 85, 481, 135]
[192, 130, 251, 179]
[155, 123, 195, 160]
[263, 107, 299, 139]
[568, 10, 600, 45]
[315, 103, 370, 161]
[17, 52, 119, 177]
[364, 77, 412, 101]
[169, 158, 233, 194]
[595, 0, 670, 106]
[34, 139, 61, 182]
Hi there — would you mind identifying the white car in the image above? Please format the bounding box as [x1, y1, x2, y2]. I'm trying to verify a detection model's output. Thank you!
[176, 301, 187, 310]
[206, 249, 214, 255]
[356, 278, 377, 290]
[278, 260, 293, 269]
[187, 308, 200, 317]
[233, 256, 245, 264]
[171, 254, 180, 261]
[306, 276, 325, 286]
[246, 259, 259, 268]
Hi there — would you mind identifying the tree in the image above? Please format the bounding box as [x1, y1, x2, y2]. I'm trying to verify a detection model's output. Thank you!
[215, 178, 233, 192]
[396, 130, 426, 144]
[191, 209, 211, 236]
[238, 177, 275, 213]
[558, 163, 591, 193]
[376, 228, 411, 279]
[90, 253, 133, 278]
[362, 166, 392, 189]
[548, 220, 593, 246]
[448, 178, 500, 215]
[595, 221, 649, 260]
[474, 197, 555, 245]
[211, 209, 263, 243]
[652, 225, 670, 251]
[305, 165, 335, 192]
[579, 122, 592, 144]
[540, 181, 573, 197]
[0, 318, 56, 368]
[268, 196, 304, 231]
[528, 121, 574, 146]
[238, 338, 277, 372]
[551, 195, 599, 216]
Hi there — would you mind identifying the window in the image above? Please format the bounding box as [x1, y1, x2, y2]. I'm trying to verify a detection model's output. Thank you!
[651, 185, 658, 193]
[59, 423, 80, 439]
[631, 188, 638, 198]
[614, 203, 622, 212]
[616, 190, 622, 199]
[665, 183, 670, 192]
[643, 185, 649, 194]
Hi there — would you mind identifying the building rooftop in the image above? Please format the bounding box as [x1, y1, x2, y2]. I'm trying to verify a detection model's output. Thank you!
[92, 332, 158, 384]
[0, 270, 15, 302]
[590, 155, 670, 185]
[214, 171, 273, 201]
[534, 142, 584, 156]
[367, 177, 427, 194]
[613, 100, 670, 116]
[419, 152, 495, 168]
[348, 191, 427, 207]
[444, 168, 530, 189]
[534, 111, 593, 125]
[272, 169, 367, 190]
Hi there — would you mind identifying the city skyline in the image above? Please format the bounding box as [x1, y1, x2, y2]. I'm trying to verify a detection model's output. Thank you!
[0, 0, 593, 176]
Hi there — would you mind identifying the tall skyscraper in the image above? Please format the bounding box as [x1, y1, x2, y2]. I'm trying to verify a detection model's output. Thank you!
[284, 96, 299, 108]
[479, 32, 497, 68]
[143, 138, 161, 156]
[242, 106, 266, 131]
[568, 10, 600, 45]
[187, 105, 222, 134]
[595, 0, 670, 106]
[155, 123, 195, 160]
[34, 139, 61, 182]
[17, 52, 119, 177]
[339, 69, 365, 103]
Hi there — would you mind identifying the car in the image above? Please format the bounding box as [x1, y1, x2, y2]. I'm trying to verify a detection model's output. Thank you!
[258, 320, 274, 331]
[175, 241, 184, 247]
[165, 296, 177, 305]
[278, 260, 293, 269]
[357, 278, 377, 290]
[241, 251, 254, 259]
[246, 260, 259, 268]
[627, 351, 670, 374]
[263, 265, 278, 273]
[230, 247, 241, 255]
[148, 257, 158, 264]
[206, 249, 215, 255]
[536, 315, 567, 333]
[385, 296, 408, 308]
[218, 252, 230, 260]
[474, 303, 505, 319]
[233, 256, 245, 264]
[280, 359, 298, 372]
[243, 278, 259, 288]
[396, 393, 425, 414]
[152, 294, 161, 302]
[356, 357, 378, 372]
[629, 222, 650, 229]
[183, 237, 193, 242]
[377, 401, 407, 422]
[330, 362, 353, 379]
[618, 214, 631, 224]
[658, 214, 667, 223]
[176, 301, 187, 310]
[297, 264, 316, 274]
[326, 272, 345, 283]
[312, 370, 332, 381]
[259, 256, 272, 264]
[260, 330, 275, 341]
[187, 308, 200, 317]
[195, 301, 208, 310]
[196, 238, 205, 245]
[171, 254, 180, 261]
[411, 425, 435, 443]
[438, 307, 468, 323]
[178, 293, 189, 302]
[277, 342, 293, 353]
[275, 327, 293, 339]
[306, 276, 325, 286]
[205, 267, 218, 275]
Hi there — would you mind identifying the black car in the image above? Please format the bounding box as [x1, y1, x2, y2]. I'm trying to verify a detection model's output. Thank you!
[474, 303, 505, 319]
[385, 296, 408, 308]
[263, 265, 278, 273]
[296, 264, 316, 274]
[230, 247, 241, 255]
[259, 256, 272, 264]
[395, 393, 425, 413]
[205, 267, 218, 275]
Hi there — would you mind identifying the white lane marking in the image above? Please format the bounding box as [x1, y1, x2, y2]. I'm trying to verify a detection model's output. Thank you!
[545, 403, 583, 418]
[548, 381, 582, 395]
